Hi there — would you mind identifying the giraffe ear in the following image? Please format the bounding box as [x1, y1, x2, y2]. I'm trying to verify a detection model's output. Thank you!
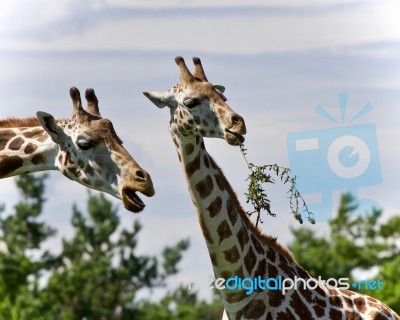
[36, 111, 63, 143]
[143, 91, 177, 109]
[214, 85, 225, 94]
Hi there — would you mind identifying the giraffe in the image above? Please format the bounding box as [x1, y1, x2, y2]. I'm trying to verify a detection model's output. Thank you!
[144, 57, 399, 320]
[0, 87, 154, 213]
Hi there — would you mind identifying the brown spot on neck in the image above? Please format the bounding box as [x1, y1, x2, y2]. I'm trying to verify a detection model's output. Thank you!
[217, 220, 232, 244]
[195, 175, 213, 199]
[207, 196, 222, 218]
[329, 308, 343, 319]
[0, 129, 16, 150]
[185, 143, 195, 155]
[0, 155, 23, 177]
[225, 289, 248, 305]
[9, 137, 24, 151]
[354, 297, 367, 313]
[32, 154, 46, 165]
[223, 245, 240, 264]
[185, 153, 201, 177]
[24, 143, 38, 154]
[269, 289, 285, 308]
[289, 291, 314, 319]
[244, 248, 257, 275]
[22, 128, 49, 142]
[237, 228, 250, 251]
[241, 299, 267, 319]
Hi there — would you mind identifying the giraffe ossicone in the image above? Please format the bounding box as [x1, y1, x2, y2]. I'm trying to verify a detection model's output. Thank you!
[144, 56, 399, 319]
[0, 87, 154, 213]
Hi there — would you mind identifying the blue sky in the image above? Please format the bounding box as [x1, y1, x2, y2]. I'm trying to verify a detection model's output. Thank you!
[0, 0, 399, 301]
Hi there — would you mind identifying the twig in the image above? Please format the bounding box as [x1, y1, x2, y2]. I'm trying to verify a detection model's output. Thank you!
[239, 144, 315, 226]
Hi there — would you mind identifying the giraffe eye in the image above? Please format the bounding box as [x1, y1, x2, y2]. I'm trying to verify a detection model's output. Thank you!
[183, 98, 200, 109]
[77, 139, 95, 150]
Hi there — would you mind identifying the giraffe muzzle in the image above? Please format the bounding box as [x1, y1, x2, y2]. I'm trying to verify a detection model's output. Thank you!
[122, 186, 146, 213]
[121, 171, 155, 213]
[225, 129, 245, 146]
[224, 112, 246, 146]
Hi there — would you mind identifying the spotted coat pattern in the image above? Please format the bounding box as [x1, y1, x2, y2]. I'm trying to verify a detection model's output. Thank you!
[0, 87, 154, 212]
[145, 57, 400, 320]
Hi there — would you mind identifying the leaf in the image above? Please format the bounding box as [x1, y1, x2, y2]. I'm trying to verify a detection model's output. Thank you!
[239, 143, 315, 225]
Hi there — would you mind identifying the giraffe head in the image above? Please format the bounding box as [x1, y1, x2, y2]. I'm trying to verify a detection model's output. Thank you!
[36, 87, 154, 213]
[144, 56, 246, 146]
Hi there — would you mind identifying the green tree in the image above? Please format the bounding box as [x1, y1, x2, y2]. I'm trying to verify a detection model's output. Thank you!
[0, 175, 195, 320]
[136, 285, 224, 320]
[0, 173, 56, 319]
[288, 193, 400, 312]
[35, 192, 190, 320]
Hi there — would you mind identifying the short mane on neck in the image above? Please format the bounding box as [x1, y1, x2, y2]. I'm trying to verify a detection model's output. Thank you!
[0, 117, 41, 128]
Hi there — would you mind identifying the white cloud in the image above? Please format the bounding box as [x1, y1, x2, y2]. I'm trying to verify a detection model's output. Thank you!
[0, 0, 72, 35]
[0, 1, 399, 55]
[103, 0, 376, 9]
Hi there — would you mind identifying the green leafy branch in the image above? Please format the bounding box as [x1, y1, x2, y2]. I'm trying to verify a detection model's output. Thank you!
[240, 144, 315, 227]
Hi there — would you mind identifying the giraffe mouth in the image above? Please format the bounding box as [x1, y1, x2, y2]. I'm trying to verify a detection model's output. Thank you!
[225, 129, 245, 146]
[122, 187, 145, 213]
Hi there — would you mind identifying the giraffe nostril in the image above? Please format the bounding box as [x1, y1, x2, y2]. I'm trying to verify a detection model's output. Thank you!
[136, 170, 146, 181]
[231, 114, 242, 125]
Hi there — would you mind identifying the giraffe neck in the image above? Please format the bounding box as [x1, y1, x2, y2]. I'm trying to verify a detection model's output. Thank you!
[0, 125, 58, 178]
[170, 127, 400, 319]
[170, 126, 305, 315]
